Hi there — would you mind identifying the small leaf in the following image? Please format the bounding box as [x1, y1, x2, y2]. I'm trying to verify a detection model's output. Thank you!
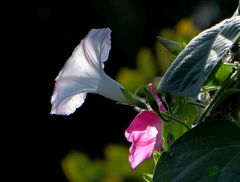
[153, 150, 161, 164]
[143, 173, 153, 182]
[153, 119, 240, 182]
[180, 40, 187, 48]
[158, 16, 240, 97]
[157, 36, 184, 56]
[206, 63, 233, 86]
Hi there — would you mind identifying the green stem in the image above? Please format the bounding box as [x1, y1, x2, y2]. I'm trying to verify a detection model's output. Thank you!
[160, 112, 190, 130]
[223, 88, 240, 95]
[187, 101, 206, 108]
[198, 68, 240, 123]
[224, 62, 240, 68]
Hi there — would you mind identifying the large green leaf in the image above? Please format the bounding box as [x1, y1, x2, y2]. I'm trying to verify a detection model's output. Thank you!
[153, 120, 240, 182]
[158, 16, 240, 97]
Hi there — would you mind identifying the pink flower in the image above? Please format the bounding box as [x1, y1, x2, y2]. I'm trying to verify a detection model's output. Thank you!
[149, 83, 166, 112]
[125, 84, 165, 169]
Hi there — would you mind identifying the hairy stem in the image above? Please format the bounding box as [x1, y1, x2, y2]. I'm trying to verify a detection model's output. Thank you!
[160, 112, 190, 130]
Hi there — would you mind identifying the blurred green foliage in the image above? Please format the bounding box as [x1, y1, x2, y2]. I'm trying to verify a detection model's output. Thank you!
[62, 144, 154, 182]
[116, 18, 199, 91]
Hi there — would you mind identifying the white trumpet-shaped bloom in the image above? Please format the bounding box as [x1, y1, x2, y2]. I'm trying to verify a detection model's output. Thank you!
[50, 28, 126, 115]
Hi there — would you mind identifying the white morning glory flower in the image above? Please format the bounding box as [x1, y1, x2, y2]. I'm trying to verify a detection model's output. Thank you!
[50, 28, 127, 115]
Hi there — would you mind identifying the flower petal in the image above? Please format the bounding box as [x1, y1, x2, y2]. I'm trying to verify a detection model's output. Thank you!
[149, 83, 161, 104]
[125, 111, 158, 142]
[128, 138, 155, 169]
[125, 110, 163, 169]
[56, 28, 111, 83]
[51, 77, 98, 115]
[84, 28, 111, 63]
[149, 83, 166, 112]
[51, 93, 86, 115]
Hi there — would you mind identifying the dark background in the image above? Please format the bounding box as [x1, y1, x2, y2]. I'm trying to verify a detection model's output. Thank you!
[10, 0, 237, 181]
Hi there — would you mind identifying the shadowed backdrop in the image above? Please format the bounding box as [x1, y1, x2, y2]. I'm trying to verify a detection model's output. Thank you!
[15, 0, 237, 181]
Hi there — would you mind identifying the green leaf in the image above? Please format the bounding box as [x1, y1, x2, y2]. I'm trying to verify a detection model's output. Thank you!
[143, 173, 153, 182]
[162, 121, 188, 149]
[162, 96, 200, 149]
[173, 97, 199, 124]
[157, 36, 185, 56]
[158, 16, 240, 97]
[206, 63, 233, 86]
[153, 120, 240, 182]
